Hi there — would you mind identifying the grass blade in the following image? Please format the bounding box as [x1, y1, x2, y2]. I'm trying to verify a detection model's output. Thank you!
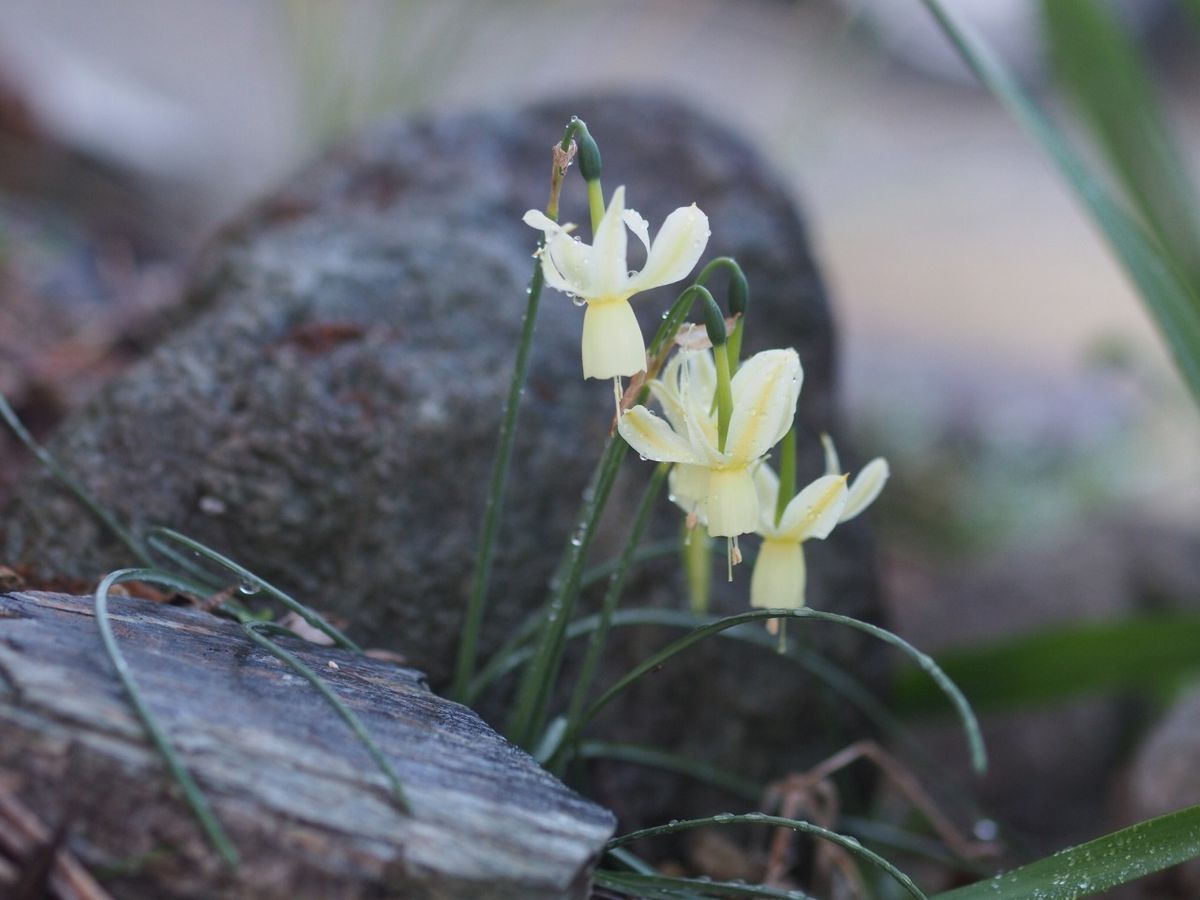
[0, 393, 152, 567]
[241, 623, 410, 811]
[94, 569, 239, 867]
[146, 527, 361, 652]
[894, 613, 1200, 716]
[933, 804, 1200, 899]
[1042, 0, 1200, 284]
[575, 608, 987, 775]
[920, 0, 1200, 407]
[607, 813, 926, 899]
[595, 869, 818, 899]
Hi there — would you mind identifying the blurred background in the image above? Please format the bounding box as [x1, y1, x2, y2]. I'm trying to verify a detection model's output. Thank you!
[1, 0, 1199, 888]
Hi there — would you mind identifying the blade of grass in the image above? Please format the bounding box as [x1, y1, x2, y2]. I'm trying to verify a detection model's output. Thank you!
[607, 813, 926, 899]
[451, 118, 581, 702]
[894, 613, 1200, 716]
[595, 869, 818, 899]
[933, 803, 1200, 899]
[94, 569, 239, 867]
[920, 0, 1200, 407]
[553, 462, 669, 772]
[241, 622, 409, 811]
[0, 393, 152, 567]
[477, 606, 909, 752]
[1042, 0, 1200, 283]
[574, 608, 987, 775]
[146, 527, 361, 652]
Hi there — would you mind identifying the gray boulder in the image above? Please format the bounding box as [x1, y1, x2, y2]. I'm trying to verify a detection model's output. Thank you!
[2, 95, 885, 826]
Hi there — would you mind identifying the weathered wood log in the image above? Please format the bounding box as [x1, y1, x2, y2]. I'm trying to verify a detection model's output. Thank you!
[0, 591, 615, 899]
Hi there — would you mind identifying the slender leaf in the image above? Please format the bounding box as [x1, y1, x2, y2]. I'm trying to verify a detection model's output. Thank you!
[920, 0, 1200, 407]
[894, 614, 1200, 716]
[595, 869, 817, 899]
[933, 804, 1200, 899]
[94, 569, 239, 867]
[576, 608, 987, 775]
[608, 814, 926, 899]
[1043, 0, 1200, 285]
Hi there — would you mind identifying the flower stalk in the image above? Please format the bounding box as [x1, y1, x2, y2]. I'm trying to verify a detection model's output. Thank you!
[451, 119, 582, 702]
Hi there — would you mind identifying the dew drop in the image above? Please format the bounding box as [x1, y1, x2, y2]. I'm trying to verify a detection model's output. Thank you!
[973, 818, 998, 841]
[238, 579, 260, 596]
[712, 812, 734, 823]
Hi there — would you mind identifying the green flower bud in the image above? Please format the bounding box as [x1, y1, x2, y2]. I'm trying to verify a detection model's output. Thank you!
[702, 293, 727, 347]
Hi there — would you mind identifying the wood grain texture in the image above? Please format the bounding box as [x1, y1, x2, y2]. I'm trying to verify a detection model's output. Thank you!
[0, 591, 614, 899]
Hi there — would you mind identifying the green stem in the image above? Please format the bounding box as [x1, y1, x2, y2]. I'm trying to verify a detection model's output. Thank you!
[775, 426, 796, 527]
[0, 392, 152, 567]
[586, 179, 606, 234]
[504, 434, 628, 747]
[726, 315, 744, 373]
[553, 462, 669, 773]
[451, 120, 580, 702]
[94, 569, 239, 867]
[712, 343, 734, 452]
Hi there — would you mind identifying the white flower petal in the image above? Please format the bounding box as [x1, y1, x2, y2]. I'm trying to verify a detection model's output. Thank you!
[626, 204, 710, 294]
[684, 349, 717, 401]
[648, 377, 687, 436]
[542, 230, 592, 295]
[725, 349, 802, 463]
[753, 463, 782, 535]
[589, 185, 629, 297]
[523, 209, 562, 234]
[821, 433, 842, 477]
[617, 406, 697, 464]
[778, 474, 848, 542]
[668, 463, 709, 518]
[581, 299, 646, 379]
[841, 458, 889, 522]
[623, 208, 651, 254]
[680, 359, 720, 463]
[750, 539, 807, 610]
[703, 467, 759, 537]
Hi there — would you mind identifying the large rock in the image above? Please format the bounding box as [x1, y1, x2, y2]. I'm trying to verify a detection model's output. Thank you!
[2, 96, 886, 825]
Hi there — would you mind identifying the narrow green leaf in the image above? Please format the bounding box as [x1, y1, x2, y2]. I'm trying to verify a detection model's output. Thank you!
[94, 569, 239, 867]
[894, 614, 1200, 716]
[1042, 0, 1200, 284]
[933, 804, 1200, 899]
[920, 0, 1200, 407]
[575, 607, 987, 775]
[608, 813, 926, 899]
[595, 869, 818, 899]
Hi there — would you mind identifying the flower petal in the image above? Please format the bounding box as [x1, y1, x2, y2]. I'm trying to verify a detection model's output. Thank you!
[841, 458, 889, 522]
[589, 185, 629, 297]
[623, 208, 651, 254]
[648, 377, 687, 435]
[725, 349, 802, 463]
[542, 230, 593, 295]
[821, 433, 842, 477]
[679, 357, 720, 463]
[626, 204, 710, 294]
[617, 406, 697, 464]
[523, 209, 563, 235]
[778, 474, 848, 542]
[704, 467, 759, 537]
[581, 299, 646, 379]
[668, 463, 709, 518]
[750, 539, 806, 610]
[753, 463, 782, 534]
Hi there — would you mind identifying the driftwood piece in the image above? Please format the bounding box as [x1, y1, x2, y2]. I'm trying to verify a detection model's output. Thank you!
[0, 591, 615, 899]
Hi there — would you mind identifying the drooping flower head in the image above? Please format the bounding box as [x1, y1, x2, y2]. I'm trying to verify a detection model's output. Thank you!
[617, 347, 801, 538]
[750, 439, 890, 612]
[524, 187, 710, 380]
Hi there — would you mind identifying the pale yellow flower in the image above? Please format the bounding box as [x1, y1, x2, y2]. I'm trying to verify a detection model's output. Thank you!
[750, 442, 889, 611]
[524, 186, 710, 380]
[617, 348, 801, 538]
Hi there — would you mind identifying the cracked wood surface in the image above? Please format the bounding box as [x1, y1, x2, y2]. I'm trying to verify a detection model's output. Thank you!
[0, 590, 614, 899]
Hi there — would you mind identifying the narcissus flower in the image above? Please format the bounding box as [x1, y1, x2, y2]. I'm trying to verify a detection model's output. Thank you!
[750, 442, 890, 611]
[618, 348, 801, 537]
[524, 186, 710, 380]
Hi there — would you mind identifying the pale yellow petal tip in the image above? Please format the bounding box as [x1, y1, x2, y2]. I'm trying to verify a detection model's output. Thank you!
[842, 457, 889, 522]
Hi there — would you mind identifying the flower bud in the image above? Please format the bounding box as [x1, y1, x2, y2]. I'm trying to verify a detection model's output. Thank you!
[575, 123, 602, 182]
[702, 294, 727, 347]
